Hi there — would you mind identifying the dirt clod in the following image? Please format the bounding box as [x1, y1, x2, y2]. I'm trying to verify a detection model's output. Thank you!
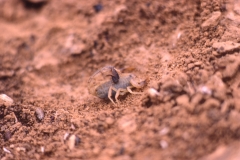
[201, 11, 221, 28]
[212, 41, 240, 55]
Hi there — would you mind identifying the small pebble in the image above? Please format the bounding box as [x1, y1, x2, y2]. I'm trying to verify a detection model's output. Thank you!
[68, 135, 81, 150]
[63, 132, 70, 141]
[41, 146, 45, 153]
[3, 147, 11, 154]
[147, 88, 160, 98]
[198, 86, 212, 95]
[0, 94, 14, 106]
[35, 107, 44, 121]
[159, 127, 169, 136]
[177, 32, 182, 39]
[159, 140, 168, 149]
[93, 3, 103, 12]
[71, 124, 76, 130]
[16, 147, 26, 152]
[106, 117, 114, 125]
[10, 144, 15, 148]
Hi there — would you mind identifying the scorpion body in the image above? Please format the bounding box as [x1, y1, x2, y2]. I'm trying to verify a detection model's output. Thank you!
[88, 66, 146, 105]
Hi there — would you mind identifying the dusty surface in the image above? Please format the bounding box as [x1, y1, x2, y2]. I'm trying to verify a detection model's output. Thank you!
[1, 0, 240, 159]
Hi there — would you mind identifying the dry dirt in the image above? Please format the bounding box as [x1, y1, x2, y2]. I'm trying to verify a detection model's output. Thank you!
[1, 0, 240, 159]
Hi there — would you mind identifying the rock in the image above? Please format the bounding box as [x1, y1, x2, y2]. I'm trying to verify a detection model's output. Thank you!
[201, 11, 221, 28]
[0, 94, 14, 107]
[147, 88, 160, 98]
[198, 85, 212, 95]
[63, 132, 70, 141]
[159, 127, 170, 136]
[41, 146, 45, 153]
[64, 133, 81, 150]
[212, 41, 240, 55]
[3, 147, 11, 154]
[67, 135, 81, 150]
[35, 107, 44, 121]
[159, 140, 168, 149]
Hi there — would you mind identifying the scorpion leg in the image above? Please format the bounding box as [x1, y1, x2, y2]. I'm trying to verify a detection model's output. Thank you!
[115, 88, 128, 104]
[108, 86, 117, 105]
[127, 86, 143, 94]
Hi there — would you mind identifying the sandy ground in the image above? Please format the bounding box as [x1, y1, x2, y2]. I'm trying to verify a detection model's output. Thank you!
[1, 0, 240, 159]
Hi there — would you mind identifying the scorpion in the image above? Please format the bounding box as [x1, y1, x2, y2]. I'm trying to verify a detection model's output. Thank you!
[88, 66, 146, 105]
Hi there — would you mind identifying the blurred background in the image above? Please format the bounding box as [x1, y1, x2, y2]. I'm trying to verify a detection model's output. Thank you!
[1, 0, 240, 159]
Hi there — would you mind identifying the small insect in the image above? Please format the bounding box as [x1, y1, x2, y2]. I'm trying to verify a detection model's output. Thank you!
[88, 66, 146, 105]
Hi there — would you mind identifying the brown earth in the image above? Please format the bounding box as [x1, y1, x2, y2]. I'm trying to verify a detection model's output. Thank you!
[1, 0, 240, 159]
